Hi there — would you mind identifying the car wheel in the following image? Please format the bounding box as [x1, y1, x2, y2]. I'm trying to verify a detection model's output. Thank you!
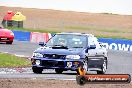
[6, 41, 13, 44]
[83, 57, 88, 73]
[97, 60, 107, 74]
[32, 67, 43, 74]
[76, 76, 87, 85]
[55, 69, 63, 74]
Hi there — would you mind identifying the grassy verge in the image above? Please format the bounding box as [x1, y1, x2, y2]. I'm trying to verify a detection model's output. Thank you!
[65, 26, 132, 33]
[0, 53, 31, 68]
[7, 26, 132, 40]
[8, 26, 129, 33]
[96, 35, 131, 40]
[8, 27, 58, 33]
[65, 26, 109, 32]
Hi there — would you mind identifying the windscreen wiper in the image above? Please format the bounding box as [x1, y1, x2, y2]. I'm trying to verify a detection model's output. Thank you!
[72, 46, 83, 48]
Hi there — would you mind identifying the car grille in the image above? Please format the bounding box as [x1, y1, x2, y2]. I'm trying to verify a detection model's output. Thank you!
[43, 54, 66, 59]
[41, 60, 64, 67]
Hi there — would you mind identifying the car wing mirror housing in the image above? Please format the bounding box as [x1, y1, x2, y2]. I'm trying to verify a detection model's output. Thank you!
[89, 45, 96, 49]
[85, 45, 96, 53]
[39, 42, 45, 46]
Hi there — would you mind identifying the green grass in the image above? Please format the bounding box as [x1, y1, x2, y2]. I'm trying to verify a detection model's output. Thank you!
[9, 26, 126, 34]
[65, 26, 130, 33]
[7, 27, 58, 33]
[0, 53, 31, 67]
[96, 35, 132, 40]
[6, 26, 132, 40]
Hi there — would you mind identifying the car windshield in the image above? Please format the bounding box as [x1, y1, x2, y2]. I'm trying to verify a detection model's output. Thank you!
[45, 34, 87, 49]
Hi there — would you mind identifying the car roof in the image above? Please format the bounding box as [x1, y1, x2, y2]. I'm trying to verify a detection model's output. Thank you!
[57, 32, 94, 37]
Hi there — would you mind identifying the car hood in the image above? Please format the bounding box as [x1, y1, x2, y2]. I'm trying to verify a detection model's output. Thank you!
[34, 47, 84, 55]
[0, 28, 12, 36]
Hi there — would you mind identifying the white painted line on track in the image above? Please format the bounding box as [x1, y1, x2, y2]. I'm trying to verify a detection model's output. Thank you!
[44, 78, 76, 81]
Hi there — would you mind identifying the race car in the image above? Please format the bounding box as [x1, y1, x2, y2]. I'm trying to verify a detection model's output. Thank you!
[0, 25, 14, 44]
[31, 32, 108, 74]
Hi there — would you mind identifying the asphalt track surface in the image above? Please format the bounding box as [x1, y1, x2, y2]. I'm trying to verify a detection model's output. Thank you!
[0, 40, 132, 80]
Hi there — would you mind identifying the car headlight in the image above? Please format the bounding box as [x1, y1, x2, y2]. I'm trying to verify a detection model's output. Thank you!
[32, 52, 43, 58]
[66, 55, 80, 59]
[10, 32, 14, 36]
[36, 60, 40, 65]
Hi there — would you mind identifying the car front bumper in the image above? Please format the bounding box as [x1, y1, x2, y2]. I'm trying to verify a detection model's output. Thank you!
[0, 36, 14, 42]
[31, 58, 84, 71]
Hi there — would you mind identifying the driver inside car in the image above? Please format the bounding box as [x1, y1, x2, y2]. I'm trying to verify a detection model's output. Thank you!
[58, 38, 67, 46]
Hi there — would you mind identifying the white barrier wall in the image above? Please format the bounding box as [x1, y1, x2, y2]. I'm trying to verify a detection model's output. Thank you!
[98, 38, 132, 51]
[102, 43, 132, 51]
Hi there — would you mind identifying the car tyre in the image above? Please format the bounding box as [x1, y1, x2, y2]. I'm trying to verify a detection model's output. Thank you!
[32, 67, 43, 74]
[55, 69, 63, 74]
[97, 60, 107, 74]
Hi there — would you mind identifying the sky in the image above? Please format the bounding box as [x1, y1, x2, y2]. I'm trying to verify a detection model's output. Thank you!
[0, 0, 132, 15]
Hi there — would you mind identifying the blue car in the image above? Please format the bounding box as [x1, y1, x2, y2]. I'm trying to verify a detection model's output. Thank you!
[31, 33, 108, 74]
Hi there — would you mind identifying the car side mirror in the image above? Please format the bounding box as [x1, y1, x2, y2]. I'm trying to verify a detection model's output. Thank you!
[85, 45, 96, 53]
[39, 42, 45, 46]
[89, 45, 96, 49]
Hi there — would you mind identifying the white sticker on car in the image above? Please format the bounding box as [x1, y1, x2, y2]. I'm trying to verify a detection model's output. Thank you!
[67, 62, 72, 68]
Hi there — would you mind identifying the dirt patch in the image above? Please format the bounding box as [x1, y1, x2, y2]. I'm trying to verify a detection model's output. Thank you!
[0, 6, 132, 39]
[1, 6, 132, 29]
[0, 78, 131, 88]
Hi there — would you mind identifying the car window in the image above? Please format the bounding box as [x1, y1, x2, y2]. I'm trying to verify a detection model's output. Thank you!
[46, 34, 87, 48]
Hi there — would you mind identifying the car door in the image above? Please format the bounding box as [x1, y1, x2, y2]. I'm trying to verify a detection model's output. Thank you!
[87, 36, 107, 57]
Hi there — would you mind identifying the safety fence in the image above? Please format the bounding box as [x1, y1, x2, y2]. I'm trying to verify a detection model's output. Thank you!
[12, 30, 132, 51]
[98, 38, 132, 51]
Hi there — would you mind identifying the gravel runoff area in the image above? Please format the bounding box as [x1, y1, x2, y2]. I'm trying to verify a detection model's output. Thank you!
[0, 67, 131, 88]
[0, 78, 132, 88]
